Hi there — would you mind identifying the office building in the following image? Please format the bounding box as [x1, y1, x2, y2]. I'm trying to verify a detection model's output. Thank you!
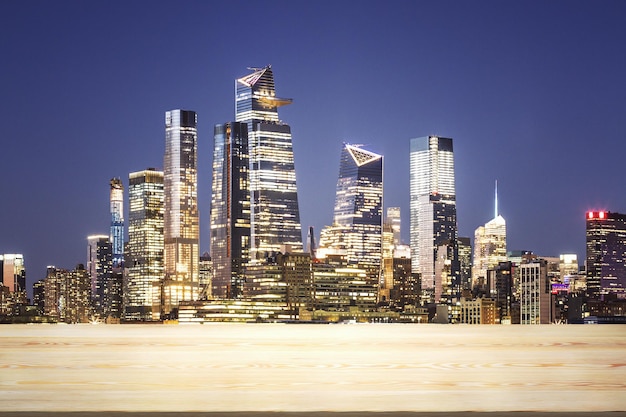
[87, 235, 111, 317]
[161, 109, 199, 318]
[235, 66, 302, 259]
[125, 168, 164, 320]
[0, 254, 26, 315]
[210, 122, 250, 299]
[319, 144, 383, 280]
[586, 211, 626, 300]
[520, 259, 551, 324]
[472, 183, 506, 290]
[409, 136, 458, 304]
[43, 265, 91, 323]
[110, 178, 124, 269]
[457, 237, 472, 290]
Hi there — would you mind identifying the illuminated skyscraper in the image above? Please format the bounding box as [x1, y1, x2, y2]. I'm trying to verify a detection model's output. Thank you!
[409, 136, 457, 303]
[110, 178, 124, 269]
[235, 66, 302, 259]
[520, 259, 551, 324]
[586, 210, 626, 300]
[87, 235, 111, 316]
[210, 122, 250, 299]
[472, 182, 507, 290]
[125, 168, 164, 320]
[0, 254, 26, 315]
[161, 109, 199, 318]
[319, 144, 383, 278]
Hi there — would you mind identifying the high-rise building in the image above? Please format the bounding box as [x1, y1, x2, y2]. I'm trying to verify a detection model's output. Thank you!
[457, 237, 472, 290]
[409, 136, 457, 304]
[235, 66, 302, 259]
[387, 207, 402, 246]
[586, 211, 626, 300]
[125, 168, 164, 320]
[210, 122, 250, 299]
[87, 235, 109, 299]
[160, 109, 199, 318]
[44, 264, 91, 323]
[87, 235, 111, 317]
[319, 144, 383, 279]
[0, 254, 26, 315]
[472, 182, 507, 290]
[520, 259, 551, 324]
[110, 178, 124, 269]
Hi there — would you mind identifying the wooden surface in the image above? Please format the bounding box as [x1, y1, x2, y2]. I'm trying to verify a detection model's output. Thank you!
[1, 324, 624, 412]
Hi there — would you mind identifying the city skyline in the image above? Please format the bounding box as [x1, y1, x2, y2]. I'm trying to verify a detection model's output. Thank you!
[1, 1, 625, 292]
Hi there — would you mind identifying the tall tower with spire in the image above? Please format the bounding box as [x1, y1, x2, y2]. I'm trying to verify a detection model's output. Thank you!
[472, 181, 507, 290]
[235, 66, 302, 259]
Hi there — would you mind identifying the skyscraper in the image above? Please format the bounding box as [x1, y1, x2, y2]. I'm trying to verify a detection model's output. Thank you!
[0, 254, 26, 315]
[586, 210, 626, 300]
[319, 144, 383, 279]
[409, 136, 458, 303]
[162, 109, 199, 318]
[520, 259, 551, 324]
[472, 182, 507, 290]
[125, 168, 164, 320]
[109, 178, 124, 269]
[86, 235, 111, 317]
[210, 122, 250, 299]
[235, 66, 302, 259]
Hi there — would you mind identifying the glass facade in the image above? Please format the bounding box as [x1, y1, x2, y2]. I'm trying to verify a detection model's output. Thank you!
[409, 136, 458, 303]
[586, 211, 626, 300]
[472, 215, 507, 289]
[162, 109, 199, 318]
[319, 144, 383, 281]
[125, 169, 164, 320]
[109, 178, 124, 269]
[210, 122, 250, 299]
[235, 66, 302, 259]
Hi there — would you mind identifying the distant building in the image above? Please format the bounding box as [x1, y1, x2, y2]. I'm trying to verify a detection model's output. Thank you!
[457, 237, 472, 290]
[460, 297, 496, 324]
[44, 265, 91, 323]
[87, 235, 109, 301]
[210, 122, 250, 299]
[409, 136, 457, 304]
[488, 261, 514, 324]
[161, 109, 199, 319]
[586, 211, 626, 300]
[472, 183, 506, 290]
[318, 143, 383, 285]
[520, 259, 551, 324]
[125, 168, 164, 321]
[0, 254, 26, 315]
[235, 66, 302, 258]
[109, 178, 125, 269]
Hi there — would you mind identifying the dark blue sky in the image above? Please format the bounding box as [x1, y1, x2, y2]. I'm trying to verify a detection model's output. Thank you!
[1, 1, 625, 292]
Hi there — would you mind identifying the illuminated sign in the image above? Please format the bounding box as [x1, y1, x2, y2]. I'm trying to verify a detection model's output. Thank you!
[587, 211, 608, 220]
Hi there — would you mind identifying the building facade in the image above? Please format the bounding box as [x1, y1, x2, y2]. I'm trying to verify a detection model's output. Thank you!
[409, 136, 458, 304]
[210, 122, 250, 299]
[109, 178, 125, 269]
[586, 211, 626, 300]
[235, 66, 302, 259]
[520, 259, 551, 324]
[0, 254, 26, 315]
[161, 109, 199, 318]
[319, 144, 383, 280]
[125, 168, 164, 320]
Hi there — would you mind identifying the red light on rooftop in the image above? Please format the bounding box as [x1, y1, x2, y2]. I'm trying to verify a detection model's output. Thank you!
[599, 211, 605, 219]
[588, 211, 594, 219]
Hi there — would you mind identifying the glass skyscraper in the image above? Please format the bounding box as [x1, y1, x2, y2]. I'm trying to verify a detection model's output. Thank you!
[319, 144, 383, 277]
[586, 210, 626, 300]
[125, 168, 164, 320]
[210, 122, 250, 299]
[409, 136, 458, 303]
[162, 109, 199, 318]
[235, 66, 302, 259]
[109, 178, 124, 269]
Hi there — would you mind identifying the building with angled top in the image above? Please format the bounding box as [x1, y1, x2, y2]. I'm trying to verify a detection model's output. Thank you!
[160, 109, 199, 319]
[0, 254, 26, 315]
[409, 136, 458, 305]
[124, 168, 164, 321]
[235, 66, 302, 260]
[472, 182, 507, 291]
[318, 143, 383, 282]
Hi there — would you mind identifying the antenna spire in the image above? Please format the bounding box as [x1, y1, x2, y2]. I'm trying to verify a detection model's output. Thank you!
[494, 180, 498, 218]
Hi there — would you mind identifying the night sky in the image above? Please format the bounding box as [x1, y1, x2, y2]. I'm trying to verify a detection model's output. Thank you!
[1, 1, 625, 294]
